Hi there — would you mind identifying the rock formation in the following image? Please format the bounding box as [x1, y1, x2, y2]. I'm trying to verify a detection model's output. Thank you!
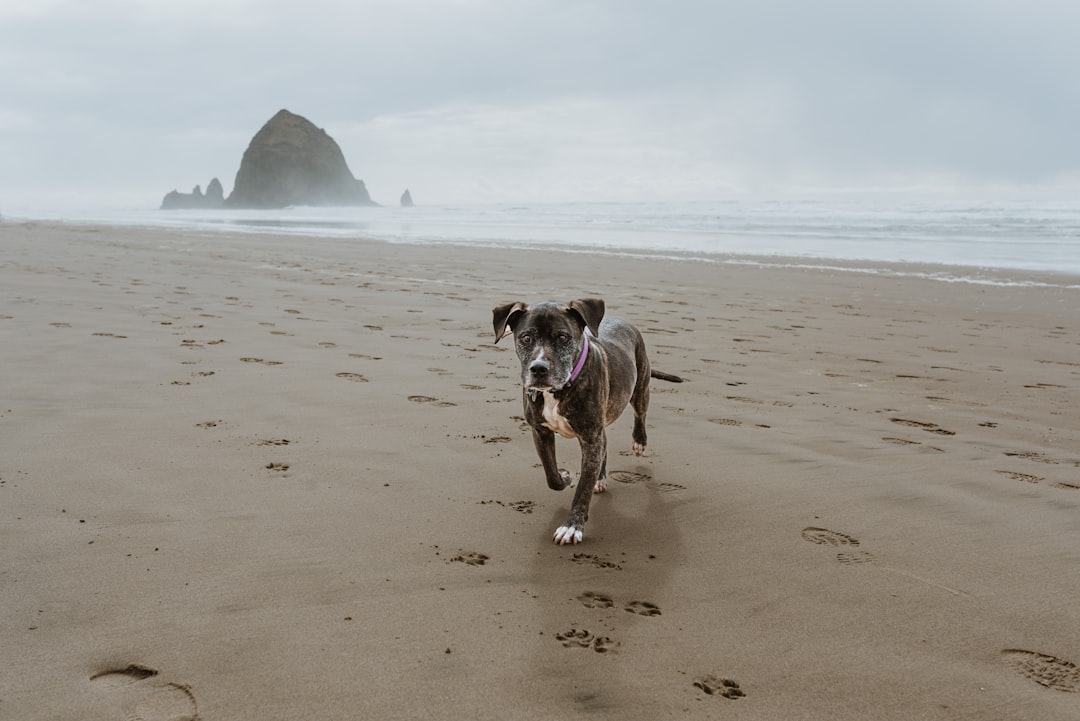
[205, 177, 225, 205]
[160, 178, 225, 210]
[400, 189, 414, 207]
[224, 109, 375, 209]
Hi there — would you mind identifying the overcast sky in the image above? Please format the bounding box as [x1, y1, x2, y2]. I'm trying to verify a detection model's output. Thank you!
[2, 0, 1079, 208]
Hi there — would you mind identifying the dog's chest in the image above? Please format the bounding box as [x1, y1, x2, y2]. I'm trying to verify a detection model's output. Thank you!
[541, 391, 576, 439]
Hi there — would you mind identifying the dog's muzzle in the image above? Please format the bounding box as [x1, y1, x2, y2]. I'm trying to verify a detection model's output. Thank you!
[525, 359, 566, 393]
[524, 340, 589, 393]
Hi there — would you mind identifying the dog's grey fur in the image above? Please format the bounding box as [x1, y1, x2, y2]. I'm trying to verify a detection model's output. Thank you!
[492, 298, 680, 544]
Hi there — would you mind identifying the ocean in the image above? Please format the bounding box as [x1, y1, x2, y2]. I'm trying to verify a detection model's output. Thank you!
[8, 199, 1080, 286]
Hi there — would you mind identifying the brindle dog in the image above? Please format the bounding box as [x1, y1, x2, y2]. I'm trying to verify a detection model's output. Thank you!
[492, 298, 681, 544]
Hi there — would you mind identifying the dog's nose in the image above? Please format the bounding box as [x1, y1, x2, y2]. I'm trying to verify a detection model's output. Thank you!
[529, 360, 549, 377]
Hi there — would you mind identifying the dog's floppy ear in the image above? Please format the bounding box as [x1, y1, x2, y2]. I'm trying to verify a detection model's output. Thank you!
[567, 298, 605, 337]
[492, 301, 528, 343]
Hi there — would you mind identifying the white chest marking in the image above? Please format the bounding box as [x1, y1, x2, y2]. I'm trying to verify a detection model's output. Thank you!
[541, 391, 576, 439]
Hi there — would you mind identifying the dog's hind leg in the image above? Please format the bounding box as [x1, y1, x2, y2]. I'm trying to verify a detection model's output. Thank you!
[629, 333, 652, 456]
[595, 454, 608, 493]
[630, 374, 650, 456]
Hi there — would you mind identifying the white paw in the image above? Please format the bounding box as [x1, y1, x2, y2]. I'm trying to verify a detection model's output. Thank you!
[553, 525, 583, 545]
[594, 477, 608, 493]
[632, 442, 645, 456]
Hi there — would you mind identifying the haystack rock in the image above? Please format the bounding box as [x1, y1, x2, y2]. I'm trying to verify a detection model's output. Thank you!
[160, 177, 225, 209]
[400, 189, 414, 207]
[225, 109, 375, 209]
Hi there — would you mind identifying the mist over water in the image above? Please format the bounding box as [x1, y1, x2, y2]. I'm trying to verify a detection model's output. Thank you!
[8, 199, 1080, 282]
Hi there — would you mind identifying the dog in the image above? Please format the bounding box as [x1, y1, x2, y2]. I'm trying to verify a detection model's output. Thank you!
[492, 298, 682, 544]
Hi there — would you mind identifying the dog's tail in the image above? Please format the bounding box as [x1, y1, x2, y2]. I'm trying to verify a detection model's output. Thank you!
[650, 369, 685, 383]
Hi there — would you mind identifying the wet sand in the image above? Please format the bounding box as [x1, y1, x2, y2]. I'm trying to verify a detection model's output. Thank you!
[2, 220, 1079, 720]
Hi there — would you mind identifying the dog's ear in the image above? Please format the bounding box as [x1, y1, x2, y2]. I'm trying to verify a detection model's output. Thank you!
[567, 298, 605, 337]
[492, 301, 528, 343]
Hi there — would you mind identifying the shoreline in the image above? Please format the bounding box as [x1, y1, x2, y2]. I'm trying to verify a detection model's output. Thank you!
[8, 217, 1080, 289]
[2, 221, 1079, 720]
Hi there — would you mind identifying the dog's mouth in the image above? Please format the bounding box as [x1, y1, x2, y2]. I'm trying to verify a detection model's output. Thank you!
[525, 381, 561, 393]
[524, 373, 569, 393]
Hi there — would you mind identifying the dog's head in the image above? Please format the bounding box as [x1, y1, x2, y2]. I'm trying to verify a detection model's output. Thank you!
[492, 298, 605, 392]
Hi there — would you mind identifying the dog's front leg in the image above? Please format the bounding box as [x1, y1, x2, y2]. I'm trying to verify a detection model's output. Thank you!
[553, 429, 607, 545]
[532, 426, 572, 491]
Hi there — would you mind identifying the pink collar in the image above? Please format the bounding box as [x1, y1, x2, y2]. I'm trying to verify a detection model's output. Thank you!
[565, 336, 590, 387]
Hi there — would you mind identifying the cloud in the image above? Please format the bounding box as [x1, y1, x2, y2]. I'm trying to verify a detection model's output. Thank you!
[2, 0, 1080, 206]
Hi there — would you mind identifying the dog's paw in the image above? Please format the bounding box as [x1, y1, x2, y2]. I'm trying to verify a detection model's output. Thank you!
[632, 442, 646, 456]
[553, 524, 583, 545]
[548, 469, 573, 491]
[594, 477, 608, 493]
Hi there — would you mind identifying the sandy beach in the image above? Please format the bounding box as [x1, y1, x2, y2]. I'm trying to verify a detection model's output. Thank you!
[2, 220, 1079, 720]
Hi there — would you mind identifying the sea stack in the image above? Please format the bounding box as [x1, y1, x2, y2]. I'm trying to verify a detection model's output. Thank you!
[225, 109, 375, 209]
[400, 189, 414, 207]
[160, 178, 225, 209]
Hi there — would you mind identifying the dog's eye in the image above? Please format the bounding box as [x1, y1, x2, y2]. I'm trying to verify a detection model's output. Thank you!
[518, 333, 533, 345]
[556, 333, 570, 345]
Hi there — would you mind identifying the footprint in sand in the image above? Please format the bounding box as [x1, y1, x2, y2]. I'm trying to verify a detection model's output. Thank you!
[726, 395, 764, 405]
[995, 470, 1043, 484]
[1001, 649, 1080, 692]
[890, 418, 955, 436]
[624, 600, 662, 616]
[1004, 450, 1059, 465]
[240, 357, 283, 366]
[336, 372, 368, 382]
[90, 664, 198, 721]
[451, 551, 489, 566]
[577, 591, 615, 609]
[801, 527, 860, 547]
[881, 436, 946, 452]
[555, 629, 618, 653]
[882, 436, 920, 446]
[91, 665, 159, 682]
[708, 418, 742, 426]
[609, 470, 650, 485]
[408, 395, 456, 407]
[804, 526, 971, 594]
[693, 676, 744, 699]
[479, 499, 536, 514]
[265, 462, 290, 472]
[571, 553, 622, 571]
